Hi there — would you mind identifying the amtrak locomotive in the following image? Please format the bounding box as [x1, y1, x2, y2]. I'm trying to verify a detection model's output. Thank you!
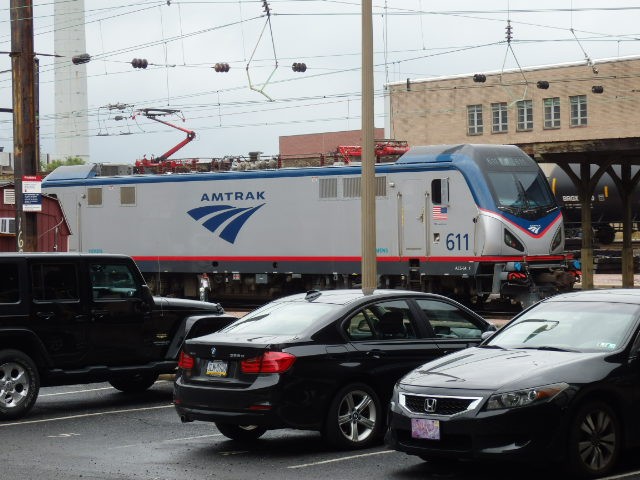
[42, 144, 577, 307]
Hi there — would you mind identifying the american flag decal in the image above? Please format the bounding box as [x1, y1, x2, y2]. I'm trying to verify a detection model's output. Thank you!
[432, 206, 448, 220]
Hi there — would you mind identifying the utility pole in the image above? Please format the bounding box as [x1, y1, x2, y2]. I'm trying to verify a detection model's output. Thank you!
[361, 0, 376, 294]
[10, 0, 39, 252]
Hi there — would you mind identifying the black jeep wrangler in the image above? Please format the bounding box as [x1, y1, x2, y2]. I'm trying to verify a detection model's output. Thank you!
[0, 253, 236, 420]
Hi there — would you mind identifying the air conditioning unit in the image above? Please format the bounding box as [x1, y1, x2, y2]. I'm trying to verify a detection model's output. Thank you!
[0, 217, 15, 235]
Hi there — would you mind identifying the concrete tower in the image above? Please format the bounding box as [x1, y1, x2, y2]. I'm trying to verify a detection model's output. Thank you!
[53, 0, 89, 161]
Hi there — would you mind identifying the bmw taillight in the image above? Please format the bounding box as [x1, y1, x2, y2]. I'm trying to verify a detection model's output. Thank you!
[241, 352, 296, 374]
[178, 350, 195, 370]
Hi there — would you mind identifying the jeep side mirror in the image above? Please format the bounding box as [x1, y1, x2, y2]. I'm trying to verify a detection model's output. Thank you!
[141, 285, 154, 305]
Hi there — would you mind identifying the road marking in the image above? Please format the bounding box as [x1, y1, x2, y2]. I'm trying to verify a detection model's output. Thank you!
[109, 433, 224, 450]
[39, 381, 171, 397]
[288, 450, 393, 469]
[0, 404, 174, 428]
[165, 433, 224, 442]
[47, 433, 81, 438]
[40, 387, 114, 397]
[602, 471, 640, 480]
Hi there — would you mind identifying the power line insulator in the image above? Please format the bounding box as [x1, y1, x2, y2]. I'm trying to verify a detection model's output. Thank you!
[214, 63, 230, 72]
[592, 85, 604, 94]
[473, 74, 486, 83]
[131, 58, 148, 69]
[72, 53, 91, 65]
[536, 80, 550, 89]
[292, 62, 307, 73]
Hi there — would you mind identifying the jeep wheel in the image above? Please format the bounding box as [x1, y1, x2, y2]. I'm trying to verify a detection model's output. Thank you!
[0, 349, 40, 420]
[109, 373, 159, 393]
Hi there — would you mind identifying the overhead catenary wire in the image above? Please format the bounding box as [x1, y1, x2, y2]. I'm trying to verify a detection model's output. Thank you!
[2, 1, 640, 160]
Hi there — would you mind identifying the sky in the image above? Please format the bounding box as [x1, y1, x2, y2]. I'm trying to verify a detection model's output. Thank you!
[1, 0, 640, 164]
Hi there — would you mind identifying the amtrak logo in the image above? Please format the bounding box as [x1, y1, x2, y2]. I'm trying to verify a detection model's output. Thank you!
[528, 224, 542, 234]
[187, 204, 265, 244]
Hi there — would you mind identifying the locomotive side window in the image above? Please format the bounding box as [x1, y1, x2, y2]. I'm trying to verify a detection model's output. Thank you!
[432, 179, 441, 204]
[120, 186, 136, 206]
[87, 187, 102, 206]
[431, 178, 449, 206]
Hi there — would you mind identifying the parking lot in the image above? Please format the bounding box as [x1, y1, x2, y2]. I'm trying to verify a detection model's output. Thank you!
[2, 380, 639, 480]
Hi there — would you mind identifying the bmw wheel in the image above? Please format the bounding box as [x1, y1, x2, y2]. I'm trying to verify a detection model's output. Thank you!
[324, 383, 382, 449]
[0, 349, 40, 420]
[215, 423, 267, 442]
[568, 400, 620, 478]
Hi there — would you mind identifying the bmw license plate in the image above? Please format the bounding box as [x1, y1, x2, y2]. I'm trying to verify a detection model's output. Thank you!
[205, 360, 228, 377]
[411, 418, 440, 440]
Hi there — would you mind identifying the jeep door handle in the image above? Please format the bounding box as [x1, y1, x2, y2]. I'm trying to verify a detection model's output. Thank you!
[36, 312, 55, 321]
[91, 309, 110, 321]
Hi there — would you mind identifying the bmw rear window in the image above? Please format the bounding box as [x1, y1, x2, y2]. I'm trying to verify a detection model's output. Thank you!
[222, 302, 339, 335]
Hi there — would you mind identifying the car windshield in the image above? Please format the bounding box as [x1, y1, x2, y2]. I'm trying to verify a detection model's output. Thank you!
[487, 301, 640, 352]
[222, 301, 340, 335]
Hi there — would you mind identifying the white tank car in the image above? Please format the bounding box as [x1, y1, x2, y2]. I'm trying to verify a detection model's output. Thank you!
[42, 144, 578, 307]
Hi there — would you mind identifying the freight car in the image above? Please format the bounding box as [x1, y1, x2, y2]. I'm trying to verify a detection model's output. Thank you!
[542, 164, 640, 245]
[42, 144, 577, 307]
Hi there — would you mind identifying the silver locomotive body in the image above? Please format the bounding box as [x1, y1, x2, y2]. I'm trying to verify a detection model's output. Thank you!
[43, 144, 576, 306]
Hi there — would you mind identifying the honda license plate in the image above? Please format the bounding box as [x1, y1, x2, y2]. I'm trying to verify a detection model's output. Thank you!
[205, 360, 228, 377]
[411, 418, 440, 440]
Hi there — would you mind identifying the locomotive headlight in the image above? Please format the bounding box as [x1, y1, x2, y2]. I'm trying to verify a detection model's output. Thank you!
[550, 227, 563, 253]
[504, 229, 524, 252]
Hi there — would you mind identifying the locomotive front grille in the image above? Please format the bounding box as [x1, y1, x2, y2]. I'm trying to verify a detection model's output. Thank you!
[401, 394, 482, 416]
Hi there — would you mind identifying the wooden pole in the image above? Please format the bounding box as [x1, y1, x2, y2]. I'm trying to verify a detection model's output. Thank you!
[10, 0, 39, 252]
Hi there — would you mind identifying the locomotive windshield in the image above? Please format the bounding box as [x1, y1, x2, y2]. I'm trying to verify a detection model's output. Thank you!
[482, 155, 557, 218]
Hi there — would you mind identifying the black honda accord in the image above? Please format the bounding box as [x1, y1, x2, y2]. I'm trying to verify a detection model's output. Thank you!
[385, 289, 640, 478]
[173, 289, 493, 449]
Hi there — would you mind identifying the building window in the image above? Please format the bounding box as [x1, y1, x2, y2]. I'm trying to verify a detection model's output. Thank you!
[516, 100, 533, 131]
[543, 97, 561, 129]
[3, 189, 15, 205]
[467, 105, 483, 135]
[491, 102, 508, 133]
[570, 95, 588, 126]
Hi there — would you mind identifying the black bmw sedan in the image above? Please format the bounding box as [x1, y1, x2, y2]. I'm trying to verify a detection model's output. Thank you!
[173, 289, 493, 449]
[386, 289, 640, 478]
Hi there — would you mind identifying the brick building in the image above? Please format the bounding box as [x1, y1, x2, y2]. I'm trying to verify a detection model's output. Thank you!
[279, 128, 385, 166]
[385, 56, 640, 147]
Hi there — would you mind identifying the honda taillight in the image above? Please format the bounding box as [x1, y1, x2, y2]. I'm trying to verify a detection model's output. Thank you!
[241, 352, 296, 374]
[178, 350, 195, 370]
